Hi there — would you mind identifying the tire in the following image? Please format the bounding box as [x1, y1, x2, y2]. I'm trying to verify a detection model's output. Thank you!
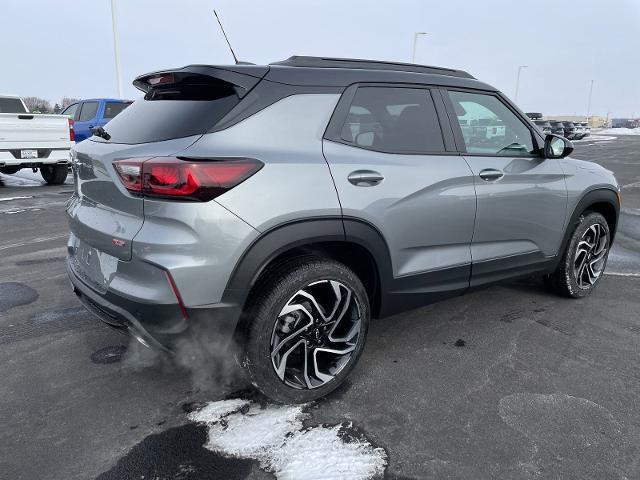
[241, 255, 370, 403]
[0, 166, 21, 175]
[40, 165, 68, 185]
[546, 212, 610, 298]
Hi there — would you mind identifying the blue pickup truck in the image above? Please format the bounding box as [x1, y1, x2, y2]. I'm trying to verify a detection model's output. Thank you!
[61, 98, 132, 142]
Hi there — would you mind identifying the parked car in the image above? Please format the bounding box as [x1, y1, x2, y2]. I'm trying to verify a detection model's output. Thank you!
[61, 98, 132, 143]
[533, 119, 552, 135]
[562, 121, 578, 140]
[67, 57, 620, 403]
[0, 94, 74, 184]
[580, 122, 591, 137]
[574, 123, 586, 140]
[549, 120, 565, 137]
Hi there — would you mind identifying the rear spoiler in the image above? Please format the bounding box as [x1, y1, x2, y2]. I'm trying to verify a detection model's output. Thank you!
[133, 65, 269, 98]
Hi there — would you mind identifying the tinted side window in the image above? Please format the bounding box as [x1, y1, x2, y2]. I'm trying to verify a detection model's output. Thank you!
[61, 103, 79, 118]
[340, 87, 445, 154]
[103, 102, 131, 119]
[78, 101, 99, 122]
[447, 91, 534, 156]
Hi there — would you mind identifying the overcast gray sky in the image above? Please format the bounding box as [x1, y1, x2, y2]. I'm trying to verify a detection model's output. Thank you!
[3, 0, 639, 117]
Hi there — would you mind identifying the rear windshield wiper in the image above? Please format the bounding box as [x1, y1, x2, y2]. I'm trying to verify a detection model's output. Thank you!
[91, 126, 111, 141]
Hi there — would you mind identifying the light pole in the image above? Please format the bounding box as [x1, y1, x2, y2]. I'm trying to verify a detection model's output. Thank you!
[111, 0, 123, 98]
[412, 32, 428, 63]
[586, 79, 594, 123]
[514, 65, 528, 104]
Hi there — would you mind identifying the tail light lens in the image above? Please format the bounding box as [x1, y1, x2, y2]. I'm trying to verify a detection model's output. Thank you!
[113, 157, 262, 201]
[68, 118, 75, 141]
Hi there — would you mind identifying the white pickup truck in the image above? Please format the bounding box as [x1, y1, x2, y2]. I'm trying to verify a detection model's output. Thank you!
[0, 94, 74, 185]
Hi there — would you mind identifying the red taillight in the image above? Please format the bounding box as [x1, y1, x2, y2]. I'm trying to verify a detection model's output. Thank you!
[68, 118, 75, 142]
[113, 159, 144, 192]
[113, 157, 262, 201]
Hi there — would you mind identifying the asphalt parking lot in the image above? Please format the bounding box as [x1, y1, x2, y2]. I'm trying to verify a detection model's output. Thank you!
[1, 135, 639, 479]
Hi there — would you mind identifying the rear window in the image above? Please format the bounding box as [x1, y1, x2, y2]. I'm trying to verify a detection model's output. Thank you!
[103, 101, 131, 119]
[101, 77, 241, 144]
[0, 97, 27, 113]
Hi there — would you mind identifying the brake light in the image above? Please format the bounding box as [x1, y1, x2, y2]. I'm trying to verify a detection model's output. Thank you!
[113, 157, 262, 201]
[147, 73, 175, 86]
[68, 118, 75, 142]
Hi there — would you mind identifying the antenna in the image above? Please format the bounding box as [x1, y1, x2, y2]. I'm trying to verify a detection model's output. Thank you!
[214, 10, 239, 65]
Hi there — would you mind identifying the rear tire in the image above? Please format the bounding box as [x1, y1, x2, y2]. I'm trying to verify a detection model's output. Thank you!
[40, 165, 68, 185]
[0, 166, 21, 175]
[242, 255, 370, 403]
[546, 212, 610, 298]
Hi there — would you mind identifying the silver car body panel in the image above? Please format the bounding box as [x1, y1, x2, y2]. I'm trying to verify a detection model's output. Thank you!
[187, 94, 343, 232]
[559, 157, 619, 225]
[322, 140, 476, 277]
[462, 155, 568, 261]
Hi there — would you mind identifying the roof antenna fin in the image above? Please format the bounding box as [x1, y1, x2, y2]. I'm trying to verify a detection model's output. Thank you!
[214, 10, 239, 65]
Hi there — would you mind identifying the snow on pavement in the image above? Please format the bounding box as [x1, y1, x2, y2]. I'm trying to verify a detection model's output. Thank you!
[189, 399, 387, 480]
[595, 127, 640, 136]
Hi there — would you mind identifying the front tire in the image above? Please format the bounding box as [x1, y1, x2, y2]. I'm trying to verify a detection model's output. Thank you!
[242, 256, 370, 403]
[40, 165, 68, 185]
[547, 212, 610, 298]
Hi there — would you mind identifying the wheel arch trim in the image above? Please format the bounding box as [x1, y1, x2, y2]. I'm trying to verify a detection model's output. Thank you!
[558, 187, 620, 261]
[221, 216, 393, 316]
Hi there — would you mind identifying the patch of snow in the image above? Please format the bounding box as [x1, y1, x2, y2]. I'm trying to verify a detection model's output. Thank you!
[596, 127, 640, 136]
[270, 423, 387, 480]
[188, 398, 249, 423]
[605, 271, 640, 277]
[190, 399, 387, 480]
[0, 196, 32, 202]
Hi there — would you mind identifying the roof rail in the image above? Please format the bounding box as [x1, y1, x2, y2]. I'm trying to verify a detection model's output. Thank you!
[270, 56, 474, 79]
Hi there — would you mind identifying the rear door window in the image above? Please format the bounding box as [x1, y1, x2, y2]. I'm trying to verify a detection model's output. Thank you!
[339, 87, 445, 154]
[78, 101, 99, 122]
[103, 102, 131, 119]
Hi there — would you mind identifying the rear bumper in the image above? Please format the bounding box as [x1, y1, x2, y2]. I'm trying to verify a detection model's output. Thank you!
[0, 149, 70, 166]
[67, 256, 243, 352]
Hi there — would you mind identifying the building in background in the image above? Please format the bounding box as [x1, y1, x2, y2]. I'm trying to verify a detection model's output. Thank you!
[611, 118, 640, 128]
[544, 115, 609, 128]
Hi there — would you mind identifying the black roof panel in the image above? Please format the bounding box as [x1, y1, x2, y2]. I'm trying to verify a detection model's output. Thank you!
[270, 56, 474, 79]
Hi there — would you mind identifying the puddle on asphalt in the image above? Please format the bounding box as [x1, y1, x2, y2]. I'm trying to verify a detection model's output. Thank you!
[95, 423, 258, 480]
[0, 282, 38, 313]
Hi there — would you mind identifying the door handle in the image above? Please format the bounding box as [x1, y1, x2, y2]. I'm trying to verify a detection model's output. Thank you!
[347, 170, 384, 187]
[478, 169, 504, 182]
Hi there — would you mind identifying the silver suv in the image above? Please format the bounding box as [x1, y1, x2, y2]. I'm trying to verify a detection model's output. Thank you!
[67, 57, 620, 403]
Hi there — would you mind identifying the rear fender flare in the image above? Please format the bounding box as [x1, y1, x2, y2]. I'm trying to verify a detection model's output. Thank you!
[222, 217, 393, 316]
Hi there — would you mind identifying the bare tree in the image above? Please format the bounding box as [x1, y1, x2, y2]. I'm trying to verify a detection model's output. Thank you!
[22, 96, 52, 113]
[60, 97, 80, 109]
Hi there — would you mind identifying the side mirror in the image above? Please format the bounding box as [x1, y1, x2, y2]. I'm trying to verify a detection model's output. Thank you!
[544, 134, 573, 159]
